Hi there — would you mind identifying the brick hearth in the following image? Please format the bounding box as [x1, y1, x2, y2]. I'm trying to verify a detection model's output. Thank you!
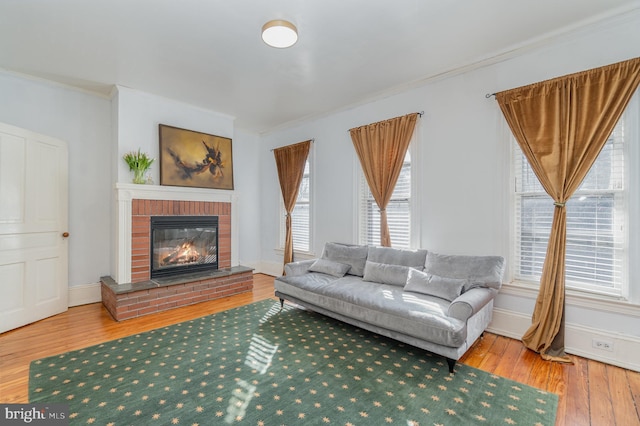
[100, 266, 253, 321]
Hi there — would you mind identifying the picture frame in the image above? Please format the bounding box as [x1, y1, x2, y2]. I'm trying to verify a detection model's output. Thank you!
[159, 124, 234, 190]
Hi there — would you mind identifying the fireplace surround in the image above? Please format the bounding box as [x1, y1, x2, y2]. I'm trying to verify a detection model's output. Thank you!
[100, 184, 252, 321]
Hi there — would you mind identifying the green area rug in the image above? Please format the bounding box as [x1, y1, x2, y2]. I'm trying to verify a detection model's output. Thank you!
[30, 300, 558, 425]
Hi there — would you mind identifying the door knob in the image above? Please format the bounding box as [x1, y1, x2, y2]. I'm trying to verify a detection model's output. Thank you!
[62, 232, 70, 238]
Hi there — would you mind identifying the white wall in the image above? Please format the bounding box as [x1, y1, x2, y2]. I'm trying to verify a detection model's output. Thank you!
[112, 86, 263, 272]
[259, 11, 640, 370]
[0, 72, 112, 289]
[233, 128, 262, 269]
[113, 86, 235, 184]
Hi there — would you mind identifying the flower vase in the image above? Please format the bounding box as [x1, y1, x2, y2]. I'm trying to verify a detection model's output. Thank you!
[132, 169, 147, 184]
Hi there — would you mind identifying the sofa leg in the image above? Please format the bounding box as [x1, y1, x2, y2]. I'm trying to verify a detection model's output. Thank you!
[446, 358, 456, 374]
[279, 298, 285, 309]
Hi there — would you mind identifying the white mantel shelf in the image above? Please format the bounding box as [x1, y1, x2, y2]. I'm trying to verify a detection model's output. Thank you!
[113, 183, 239, 284]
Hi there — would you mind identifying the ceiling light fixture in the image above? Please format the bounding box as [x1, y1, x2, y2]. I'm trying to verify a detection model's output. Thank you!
[261, 20, 298, 48]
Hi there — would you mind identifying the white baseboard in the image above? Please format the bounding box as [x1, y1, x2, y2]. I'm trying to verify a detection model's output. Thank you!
[68, 282, 102, 307]
[489, 307, 640, 372]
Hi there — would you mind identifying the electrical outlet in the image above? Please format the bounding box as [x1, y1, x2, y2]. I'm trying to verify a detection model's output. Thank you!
[592, 338, 614, 352]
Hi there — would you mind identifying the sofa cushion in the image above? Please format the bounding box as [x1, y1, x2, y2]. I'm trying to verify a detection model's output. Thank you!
[367, 246, 428, 268]
[274, 276, 466, 347]
[284, 259, 316, 276]
[322, 242, 368, 276]
[404, 269, 466, 302]
[363, 261, 412, 286]
[424, 251, 505, 292]
[277, 271, 339, 289]
[308, 258, 351, 277]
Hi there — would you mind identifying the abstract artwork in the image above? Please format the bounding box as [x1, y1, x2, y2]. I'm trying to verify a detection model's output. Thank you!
[159, 124, 234, 190]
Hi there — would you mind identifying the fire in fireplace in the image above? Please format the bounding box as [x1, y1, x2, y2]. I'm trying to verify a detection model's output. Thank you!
[150, 216, 218, 279]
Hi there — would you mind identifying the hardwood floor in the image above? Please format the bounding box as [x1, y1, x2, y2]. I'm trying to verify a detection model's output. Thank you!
[1, 273, 639, 425]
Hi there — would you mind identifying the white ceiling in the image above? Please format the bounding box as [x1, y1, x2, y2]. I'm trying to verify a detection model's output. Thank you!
[1, 0, 638, 133]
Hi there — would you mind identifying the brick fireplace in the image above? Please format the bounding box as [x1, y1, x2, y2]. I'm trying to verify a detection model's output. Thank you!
[129, 198, 230, 283]
[101, 184, 253, 321]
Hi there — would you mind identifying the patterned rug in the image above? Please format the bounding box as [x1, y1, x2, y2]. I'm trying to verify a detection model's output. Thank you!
[30, 300, 558, 425]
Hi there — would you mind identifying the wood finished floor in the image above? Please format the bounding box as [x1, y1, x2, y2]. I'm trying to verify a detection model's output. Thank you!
[1, 273, 639, 425]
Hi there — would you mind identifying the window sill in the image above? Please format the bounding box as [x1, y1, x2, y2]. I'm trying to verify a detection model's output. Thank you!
[500, 281, 640, 318]
[273, 247, 317, 261]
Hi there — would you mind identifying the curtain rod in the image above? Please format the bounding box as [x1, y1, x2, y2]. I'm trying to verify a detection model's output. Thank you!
[346, 111, 424, 132]
[485, 93, 496, 98]
[270, 138, 314, 152]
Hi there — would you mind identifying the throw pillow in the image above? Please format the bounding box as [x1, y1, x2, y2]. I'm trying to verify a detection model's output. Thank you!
[363, 261, 412, 286]
[424, 251, 505, 292]
[404, 268, 466, 302]
[308, 258, 351, 278]
[321, 242, 369, 276]
[367, 246, 428, 268]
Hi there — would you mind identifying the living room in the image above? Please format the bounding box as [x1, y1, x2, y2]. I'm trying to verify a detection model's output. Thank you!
[1, 1, 639, 424]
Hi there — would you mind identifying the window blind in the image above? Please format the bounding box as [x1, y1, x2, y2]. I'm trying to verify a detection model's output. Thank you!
[359, 152, 411, 248]
[513, 121, 625, 295]
[281, 160, 311, 252]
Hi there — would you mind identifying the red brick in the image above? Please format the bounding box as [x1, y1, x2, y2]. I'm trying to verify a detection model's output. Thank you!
[158, 301, 178, 310]
[132, 238, 149, 250]
[138, 306, 159, 316]
[166, 294, 190, 303]
[131, 273, 149, 283]
[117, 310, 139, 320]
[158, 289, 175, 298]
[200, 288, 218, 297]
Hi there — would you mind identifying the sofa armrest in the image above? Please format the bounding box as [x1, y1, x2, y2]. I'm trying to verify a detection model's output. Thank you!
[447, 288, 498, 322]
[284, 259, 316, 276]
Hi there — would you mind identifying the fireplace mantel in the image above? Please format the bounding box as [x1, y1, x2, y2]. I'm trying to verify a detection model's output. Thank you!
[114, 183, 239, 284]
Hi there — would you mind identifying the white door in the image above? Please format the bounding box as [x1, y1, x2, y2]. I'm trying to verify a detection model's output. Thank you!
[0, 122, 69, 333]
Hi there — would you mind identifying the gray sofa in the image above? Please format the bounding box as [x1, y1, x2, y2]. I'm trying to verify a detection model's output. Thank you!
[274, 242, 505, 373]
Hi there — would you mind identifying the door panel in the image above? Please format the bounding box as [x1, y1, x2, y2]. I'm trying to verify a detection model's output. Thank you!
[0, 123, 68, 333]
[36, 257, 60, 302]
[0, 132, 26, 225]
[0, 262, 25, 312]
[32, 141, 60, 226]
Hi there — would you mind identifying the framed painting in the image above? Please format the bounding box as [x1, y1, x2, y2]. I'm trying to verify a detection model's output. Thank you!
[159, 124, 234, 190]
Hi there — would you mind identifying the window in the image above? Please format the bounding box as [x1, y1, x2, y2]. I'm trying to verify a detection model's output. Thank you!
[358, 147, 412, 249]
[511, 93, 637, 297]
[280, 157, 312, 253]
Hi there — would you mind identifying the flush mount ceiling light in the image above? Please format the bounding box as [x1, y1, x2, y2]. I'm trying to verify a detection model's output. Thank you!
[261, 19, 298, 48]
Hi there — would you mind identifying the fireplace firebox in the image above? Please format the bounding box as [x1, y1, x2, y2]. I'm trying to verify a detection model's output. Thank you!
[150, 216, 218, 279]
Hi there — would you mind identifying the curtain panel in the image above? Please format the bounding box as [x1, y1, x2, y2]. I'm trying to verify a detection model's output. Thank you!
[273, 140, 312, 273]
[496, 57, 640, 362]
[349, 113, 419, 247]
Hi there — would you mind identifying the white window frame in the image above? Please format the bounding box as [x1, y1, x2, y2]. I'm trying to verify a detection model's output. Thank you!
[356, 131, 420, 249]
[509, 90, 639, 300]
[278, 148, 313, 255]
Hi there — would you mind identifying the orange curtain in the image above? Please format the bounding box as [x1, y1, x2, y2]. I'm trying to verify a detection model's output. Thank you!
[496, 57, 640, 362]
[349, 113, 418, 246]
[273, 140, 312, 273]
